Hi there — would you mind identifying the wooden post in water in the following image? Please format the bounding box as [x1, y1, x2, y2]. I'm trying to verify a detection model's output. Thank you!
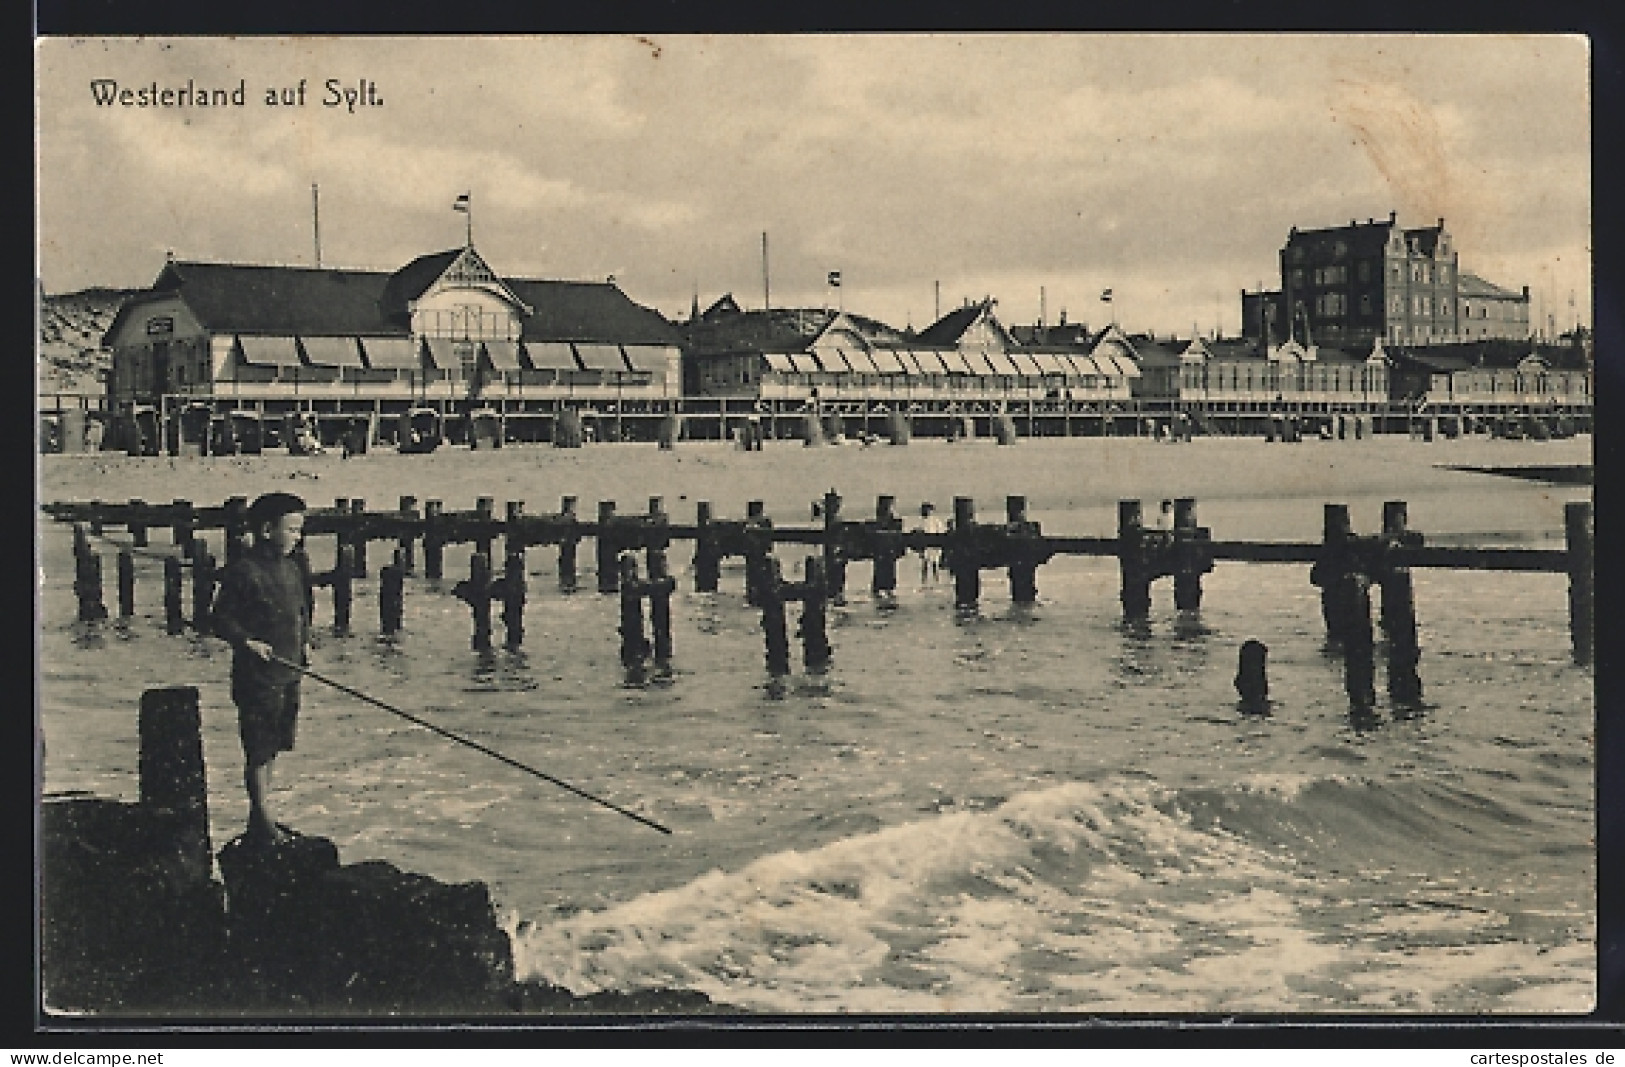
[1380, 501, 1423, 704]
[761, 556, 791, 676]
[1172, 497, 1203, 611]
[871, 495, 899, 598]
[423, 500, 445, 581]
[171, 499, 195, 555]
[190, 549, 215, 636]
[1007, 495, 1038, 605]
[379, 550, 404, 636]
[823, 489, 846, 606]
[1565, 501, 1594, 666]
[951, 497, 980, 610]
[1117, 500, 1151, 620]
[1316, 504, 1355, 644]
[137, 686, 212, 884]
[473, 497, 495, 564]
[558, 496, 579, 591]
[744, 500, 771, 607]
[502, 501, 527, 651]
[332, 544, 354, 635]
[618, 553, 650, 669]
[596, 501, 619, 595]
[129, 499, 150, 549]
[693, 501, 720, 593]
[397, 495, 418, 576]
[164, 556, 185, 635]
[332, 499, 351, 588]
[801, 556, 833, 670]
[1343, 572, 1377, 710]
[74, 536, 108, 623]
[646, 496, 668, 577]
[224, 496, 250, 565]
[117, 549, 135, 619]
[349, 498, 369, 578]
[467, 550, 493, 652]
[648, 547, 674, 666]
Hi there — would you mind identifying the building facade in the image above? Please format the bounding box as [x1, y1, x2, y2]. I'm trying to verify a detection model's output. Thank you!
[1457, 274, 1532, 340]
[682, 298, 1136, 404]
[1278, 213, 1462, 350]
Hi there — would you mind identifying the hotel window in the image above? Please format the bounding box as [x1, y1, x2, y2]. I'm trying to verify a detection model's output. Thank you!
[1360, 294, 1373, 316]
[1357, 261, 1371, 283]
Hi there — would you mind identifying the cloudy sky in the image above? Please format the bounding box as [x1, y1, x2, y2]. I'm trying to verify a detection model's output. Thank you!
[37, 34, 1590, 337]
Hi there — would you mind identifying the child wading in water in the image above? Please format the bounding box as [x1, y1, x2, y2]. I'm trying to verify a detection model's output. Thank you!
[211, 491, 313, 847]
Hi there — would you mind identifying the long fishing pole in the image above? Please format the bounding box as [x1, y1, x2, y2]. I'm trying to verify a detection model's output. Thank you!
[269, 653, 671, 835]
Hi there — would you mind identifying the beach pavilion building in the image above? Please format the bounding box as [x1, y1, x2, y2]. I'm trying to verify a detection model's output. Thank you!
[682, 295, 1141, 438]
[102, 243, 682, 452]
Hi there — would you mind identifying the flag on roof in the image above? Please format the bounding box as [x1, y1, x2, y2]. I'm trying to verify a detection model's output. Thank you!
[453, 193, 471, 212]
[1100, 288, 1113, 302]
[828, 271, 842, 288]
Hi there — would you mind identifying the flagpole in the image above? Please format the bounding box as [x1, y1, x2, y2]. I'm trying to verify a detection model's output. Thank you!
[312, 183, 322, 267]
[466, 192, 473, 247]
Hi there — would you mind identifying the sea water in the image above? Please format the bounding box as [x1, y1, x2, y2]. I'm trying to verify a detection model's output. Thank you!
[36, 437, 1594, 1013]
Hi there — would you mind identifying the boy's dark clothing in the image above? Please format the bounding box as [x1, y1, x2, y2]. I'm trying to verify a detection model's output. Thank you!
[212, 543, 312, 764]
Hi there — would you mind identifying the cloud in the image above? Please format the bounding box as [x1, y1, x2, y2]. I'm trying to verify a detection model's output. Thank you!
[36, 35, 1591, 336]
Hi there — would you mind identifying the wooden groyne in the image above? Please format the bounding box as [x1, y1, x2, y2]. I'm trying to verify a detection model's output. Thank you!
[47, 491, 1594, 681]
[39, 686, 719, 1016]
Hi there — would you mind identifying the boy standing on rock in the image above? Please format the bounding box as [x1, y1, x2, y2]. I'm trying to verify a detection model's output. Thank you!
[212, 491, 312, 847]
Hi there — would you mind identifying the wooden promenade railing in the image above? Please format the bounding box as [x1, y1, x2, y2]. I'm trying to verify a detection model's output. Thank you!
[44, 491, 1593, 699]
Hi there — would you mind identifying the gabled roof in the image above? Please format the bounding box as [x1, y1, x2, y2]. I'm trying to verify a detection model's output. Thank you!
[379, 249, 463, 318]
[686, 306, 905, 354]
[1126, 336, 1184, 367]
[701, 293, 743, 321]
[1310, 346, 1366, 364]
[105, 253, 679, 347]
[915, 299, 1011, 348]
[1403, 224, 1446, 257]
[141, 260, 403, 337]
[505, 279, 679, 345]
[1457, 273, 1526, 300]
[687, 307, 836, 353]
[1203, 340, 1267, 362]
[1388, 339, 1586, 372]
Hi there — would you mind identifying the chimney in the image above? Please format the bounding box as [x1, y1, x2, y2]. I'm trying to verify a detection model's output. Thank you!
[1436, 217, 1445, 229]
[1388, 210, 1397, 224]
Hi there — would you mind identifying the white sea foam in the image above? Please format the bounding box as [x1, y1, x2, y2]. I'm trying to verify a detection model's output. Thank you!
[511, 777, 1304, 1012]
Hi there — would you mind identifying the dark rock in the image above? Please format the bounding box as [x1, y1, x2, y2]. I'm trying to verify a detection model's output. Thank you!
[217, 835, 511, 1011]
[40, 798, 228, 1012]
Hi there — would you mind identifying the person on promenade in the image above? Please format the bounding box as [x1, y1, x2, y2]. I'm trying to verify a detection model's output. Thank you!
[915, 502, 946, 584]
[211, 491, 313, 847]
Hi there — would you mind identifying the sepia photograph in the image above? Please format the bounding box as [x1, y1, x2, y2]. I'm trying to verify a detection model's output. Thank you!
[33, 33, 1595, 1023]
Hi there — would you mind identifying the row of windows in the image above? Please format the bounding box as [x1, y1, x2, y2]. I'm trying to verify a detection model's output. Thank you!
[1183, 367, 1387, 392]
[1292, 259, 1453, 290]
[1460, 302, 1528, 320]
[1390, 262, 1452, 285]
[414, 308, 522, 341]
[1386, 294, 1455, 317]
